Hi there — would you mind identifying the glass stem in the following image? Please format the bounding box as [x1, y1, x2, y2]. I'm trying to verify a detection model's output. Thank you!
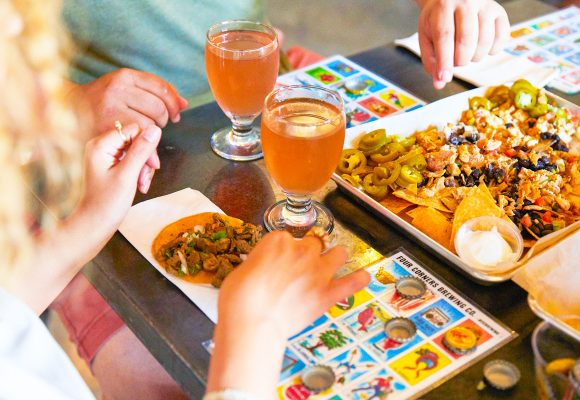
[230, 117, 256, 146]
[281, 193, 317, 234]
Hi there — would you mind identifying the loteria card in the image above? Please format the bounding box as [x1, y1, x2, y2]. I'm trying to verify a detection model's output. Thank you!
[276, 250, 515, 400]
[278, 55, 425, 127]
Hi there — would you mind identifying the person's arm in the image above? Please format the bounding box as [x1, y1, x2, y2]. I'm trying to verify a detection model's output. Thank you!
[4, 124, 162, 314]
[415, 0, 510, 89]
[206, 232, 370, 399]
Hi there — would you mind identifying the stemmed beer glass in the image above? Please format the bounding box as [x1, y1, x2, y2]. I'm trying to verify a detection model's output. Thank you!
[262, 85, 346, 236]
[205, 20, 279, 161]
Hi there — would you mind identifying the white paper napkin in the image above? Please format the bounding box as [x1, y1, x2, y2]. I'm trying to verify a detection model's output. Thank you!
[394, 33, 558, 88]
[118, 188, 222, 323]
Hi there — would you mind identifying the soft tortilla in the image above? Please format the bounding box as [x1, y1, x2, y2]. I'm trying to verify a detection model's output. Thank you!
[152, 212, 243, 284]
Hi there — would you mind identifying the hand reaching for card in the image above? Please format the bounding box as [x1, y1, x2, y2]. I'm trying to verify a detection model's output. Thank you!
[417, 0, 510, 89]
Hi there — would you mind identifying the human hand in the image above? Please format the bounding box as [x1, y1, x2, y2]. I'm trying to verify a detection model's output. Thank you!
[219, 231, 370, 338]
[69, 68, 189, 135]
[75, 124, 162, 242]
[207, 232, 370, 398]
[417, 0, 510, 89]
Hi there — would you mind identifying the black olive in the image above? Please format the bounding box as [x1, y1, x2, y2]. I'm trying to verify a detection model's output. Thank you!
[505, 122, 514, 129]
[520, 159, 531, 169]
[465, 175, 476, 187]
[495, 169, 506, 182]
[552, 135, 561, 143]
[449, 135, 461, 145]
[524, 199, 533, 206]
[552, 142, 569, 152]
[512, 209, 522, 218]
[539, 156, 550, 164]
[540, 132, 552, 140]
[543, 224, 553, 230]
[541, 229, 553, 236]
[459, 172, 467, 185]
[417, 178, 429, 188]
[530, 225, 541, 235]
[444, 177, 456, 187]
[471, 168, 481, 179]
[528, 119, 536, 128]
[466, 132, 479, 143]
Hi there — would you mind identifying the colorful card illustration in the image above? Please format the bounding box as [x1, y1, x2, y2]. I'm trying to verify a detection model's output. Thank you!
[409, 299, 464, 337]
[547, 43, 575, 56]
[281, 348, 307, 381]
[565, 51, 580, 66]
[347, 369, 406, 399]
[389, 343, 452, 385]
[328, 347, 379, 385]
[433, 319, 493, 360]
[305, 67, 341, 85]
[292, 323, 354, 362]
[339, 302, 391, 338]
[511, 27, 534, 38]
[290, 314, 330, 341]
[528, 51, 552, 64]
[326, 60, 359, 77]
[551, 25, 576, 38]
[366, 259, 410, 296]
[364, 330, 423, 362]
[532, 20, 554, 30]
[505, 43, 531, 56]
[328, 289, 373, 318]
[345, 105, 378, 128]
[561, 68, 580, 85]
[379, 286, 437, 316]
[277, 377, 336, 400]
[358, 97, 398, 118]
[379, 89, 418, 110]
[529, 34, 557, 46]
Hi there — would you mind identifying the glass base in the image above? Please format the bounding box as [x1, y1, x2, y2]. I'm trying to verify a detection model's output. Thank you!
[210, 126, 263, 161]
[263, 199, 334, 237]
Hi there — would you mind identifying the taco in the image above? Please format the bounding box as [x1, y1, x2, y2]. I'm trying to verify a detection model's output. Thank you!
[152, 212, 262, 287]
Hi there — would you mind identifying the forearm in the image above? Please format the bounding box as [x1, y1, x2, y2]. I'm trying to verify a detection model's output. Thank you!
[207, 318, 287, 399]
[4, 206, 115, 314]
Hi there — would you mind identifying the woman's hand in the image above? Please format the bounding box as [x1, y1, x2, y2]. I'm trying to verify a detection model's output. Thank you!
[417, 0, 510, 89]
[68, 69, 188, 135]
[207, 232, 370, 399]
[6, 124, 162, 313]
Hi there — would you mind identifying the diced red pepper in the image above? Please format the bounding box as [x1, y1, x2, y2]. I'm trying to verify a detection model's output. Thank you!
[521, 214, 532, 228]
[477, 140, 486, 149]
[534, 197, 545, 206]
[504, 148, 517, 157]
[542, 211, 552, 223]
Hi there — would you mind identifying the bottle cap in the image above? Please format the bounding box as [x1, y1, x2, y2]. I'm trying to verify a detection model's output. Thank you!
[384, 317, 417, 343]
[482, 360, 521, 390]
[442, 326, 478, 355]
[344, 78, 368, 95]
[301, 365, 335, 393]
[395, 276, 427, 299]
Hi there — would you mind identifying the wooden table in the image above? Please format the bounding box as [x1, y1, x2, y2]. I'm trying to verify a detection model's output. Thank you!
[86, 1, 578, 398]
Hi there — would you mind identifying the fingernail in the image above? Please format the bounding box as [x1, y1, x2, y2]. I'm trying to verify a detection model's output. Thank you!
[143, 126, 161, 143]
[433, 79, 446, 90]
[174, 113, 181, 123]
[440, 70, 453, 83]
[180, 97, 189, 108]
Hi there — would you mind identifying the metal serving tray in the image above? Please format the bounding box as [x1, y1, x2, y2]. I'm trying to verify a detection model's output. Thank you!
[333, 87, 579, 285]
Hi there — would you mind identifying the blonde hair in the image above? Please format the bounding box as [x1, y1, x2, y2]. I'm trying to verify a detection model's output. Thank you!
[0, 0, 82, 280]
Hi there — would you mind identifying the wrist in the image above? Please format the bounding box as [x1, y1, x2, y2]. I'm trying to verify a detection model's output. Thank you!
[207, 318, 287, 399]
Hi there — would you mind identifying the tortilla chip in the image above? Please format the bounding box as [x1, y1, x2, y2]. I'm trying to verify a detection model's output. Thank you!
[392, 189, 451, 213]
[450, 183, 504, 247]
[410, 207, 452, 250]
[440, 197, 459, 212]
[152, 212, 243, 284]
[380, 196, 414, 214]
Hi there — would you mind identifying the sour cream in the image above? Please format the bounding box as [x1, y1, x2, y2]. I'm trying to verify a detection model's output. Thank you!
[458, 226, 514, 267]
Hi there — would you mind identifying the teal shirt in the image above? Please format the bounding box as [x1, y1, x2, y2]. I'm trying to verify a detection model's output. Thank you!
[62, 0, 265, 107]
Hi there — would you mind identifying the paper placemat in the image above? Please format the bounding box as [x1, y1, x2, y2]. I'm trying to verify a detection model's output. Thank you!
[118, 188, 222, 323]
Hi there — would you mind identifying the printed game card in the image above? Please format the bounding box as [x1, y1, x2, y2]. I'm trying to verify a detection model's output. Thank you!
[278, 55, 426, 128]
[276, 250, 515, 400]
[506, 6, 580, 94]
